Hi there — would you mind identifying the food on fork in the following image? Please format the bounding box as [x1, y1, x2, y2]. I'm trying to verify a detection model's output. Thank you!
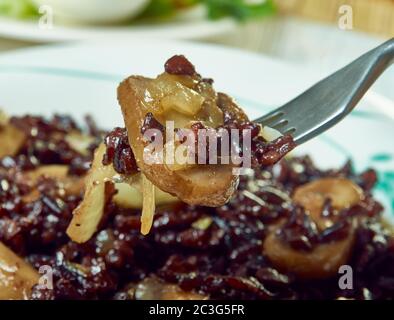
[118, 55, 243, 208]
[116, 55, 295, 232]
[69, 55, 296, 240]
[118, 55, 296, 208]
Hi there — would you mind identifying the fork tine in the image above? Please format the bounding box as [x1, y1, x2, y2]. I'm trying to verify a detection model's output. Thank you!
[269, 119, 288, 129]
[254, 110, 284, 126]
[282, 127, 296, 136]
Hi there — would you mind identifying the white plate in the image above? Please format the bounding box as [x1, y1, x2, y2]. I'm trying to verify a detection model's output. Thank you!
[0, 39, 393, 221]
[0, 8, 235, 42]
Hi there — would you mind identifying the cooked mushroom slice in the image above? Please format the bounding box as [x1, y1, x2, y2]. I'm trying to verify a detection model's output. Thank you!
[263, 228, 355, 279]
[23, 165, 85, 202]
[263, 178, 364, 279]
[0, 242, 39, 300]
[26, 165, 70, 182]
[0, 109, 8, 126]
[114, 181, 178, 209]
[65, 131, 97, 156]
[117, 59, 247, 207]
[293, 177, 364, 229]
[116, 181, 175, 235]
[133, 277, 207, 300]
[114, 175, 179, 235]
[0, 111, 25, 158]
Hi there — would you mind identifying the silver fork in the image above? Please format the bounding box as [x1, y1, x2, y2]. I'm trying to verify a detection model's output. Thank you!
[254, 38, 394, 145]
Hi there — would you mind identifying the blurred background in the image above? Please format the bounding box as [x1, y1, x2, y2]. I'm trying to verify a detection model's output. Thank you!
[0, 0, 393, 97]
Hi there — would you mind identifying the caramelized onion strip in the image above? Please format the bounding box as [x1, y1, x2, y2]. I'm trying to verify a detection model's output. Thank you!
[67, 144, 117, 243]
[0, 242, 39, 299]
[67, 143, 177, 242]
[140, 174, 156, 235]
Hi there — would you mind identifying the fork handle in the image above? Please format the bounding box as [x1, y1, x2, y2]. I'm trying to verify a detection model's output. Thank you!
[276, 38, 394, 145]
[307, 38, 394, 108]
[347, 38, 394, 107]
